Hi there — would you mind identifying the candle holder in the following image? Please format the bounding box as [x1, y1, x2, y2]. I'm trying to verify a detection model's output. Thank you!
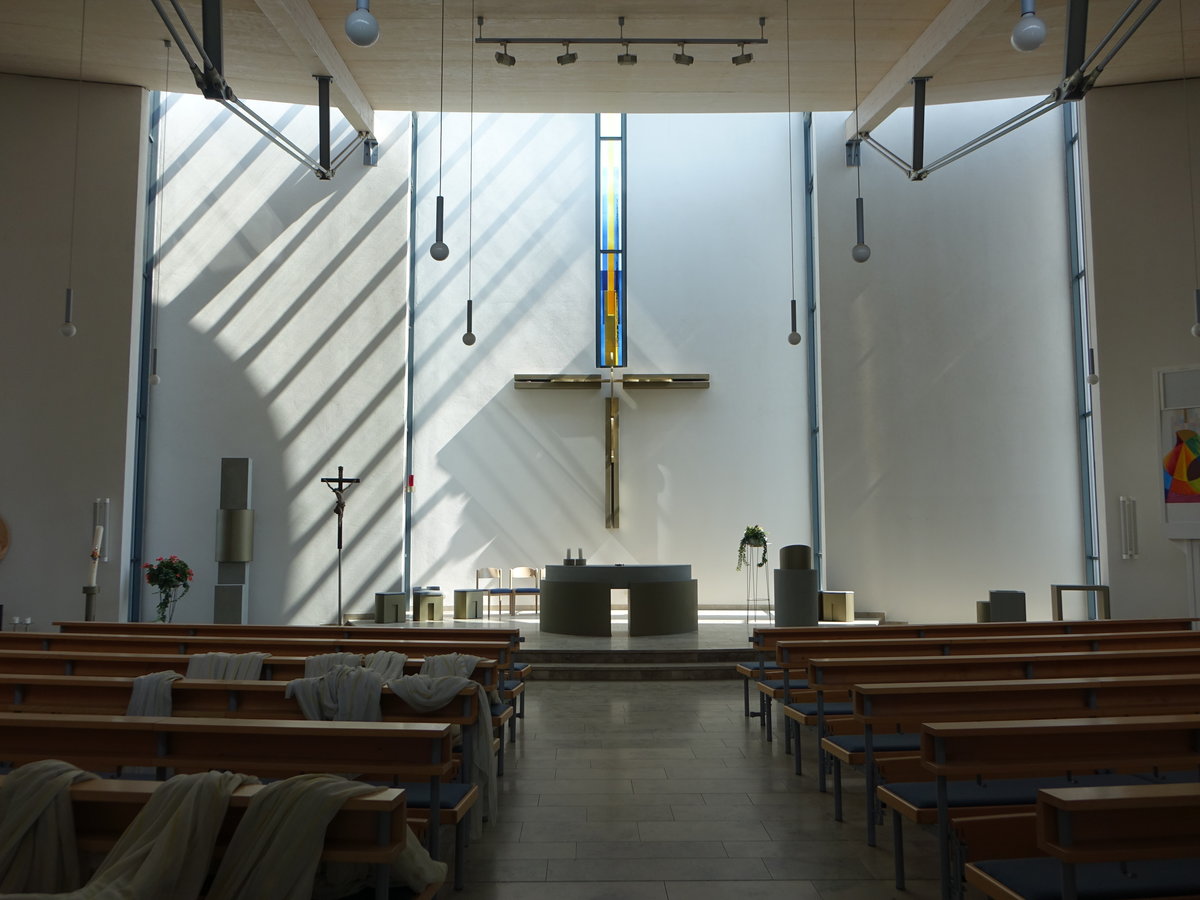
[82, 585, 99, 622]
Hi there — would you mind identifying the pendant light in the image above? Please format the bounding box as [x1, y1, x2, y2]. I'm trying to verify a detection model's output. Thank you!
[61, 0, 88, 337]
[463, 3, 477, 346]
[850, 0, 871, 264]
[429, 0, 450, 261]
[784, 1, 801, 346]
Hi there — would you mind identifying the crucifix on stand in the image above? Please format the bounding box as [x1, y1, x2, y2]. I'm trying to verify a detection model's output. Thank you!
[319, 465, 361, 624]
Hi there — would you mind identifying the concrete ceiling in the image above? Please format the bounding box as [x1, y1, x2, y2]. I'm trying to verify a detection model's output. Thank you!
[2, 0, 1196, 134]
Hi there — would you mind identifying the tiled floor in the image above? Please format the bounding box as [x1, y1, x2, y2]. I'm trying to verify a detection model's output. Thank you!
[450, 680, 941, 900]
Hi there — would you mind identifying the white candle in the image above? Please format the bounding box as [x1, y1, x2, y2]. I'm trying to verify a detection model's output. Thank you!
[87, 525, 103, 587]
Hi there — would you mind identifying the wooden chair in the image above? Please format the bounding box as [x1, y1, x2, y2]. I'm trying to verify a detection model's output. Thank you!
[509, 567, 540, 615]
[474, 568, 509, 617]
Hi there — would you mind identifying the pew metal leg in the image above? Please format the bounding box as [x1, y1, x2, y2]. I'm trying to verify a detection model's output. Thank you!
[865, 724, 877, 847]
[454, 818, 467, 890]
[742, 676, 751, 717]
[833, 757, 843, 821]
[783, 705, 792, 754]
[937, 775, 951, 900]
[496, 731, 505, 776]
[765, 696, 773, 742]
[893, 809, 905, 890]
[792, 721, 803, 776]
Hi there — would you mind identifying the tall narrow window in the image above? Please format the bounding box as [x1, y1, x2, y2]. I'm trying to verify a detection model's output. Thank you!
[596, 113, 627, 368]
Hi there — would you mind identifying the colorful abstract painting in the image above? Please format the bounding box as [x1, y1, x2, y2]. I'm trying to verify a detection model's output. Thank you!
[1164, 428, 1200, 502]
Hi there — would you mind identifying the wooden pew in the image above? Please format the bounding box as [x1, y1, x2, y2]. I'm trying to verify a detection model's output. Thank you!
[879, 714, 1200, 900]
[54, 620, 523, 649]
[838, 673, 1200, 847]
[52, 620, 533, 730]
[0, 631, 513, 671]
[764, 629, 1200, 746]
[964, 784, 1200, 900]
[800, 646, 1200, 760]
[0, 671, 509, 779]
[794, 646, 1200, 791]
[0, 647, 501, 690]
[0, 772, 433, 900]
[739, 618, 1198, 724]
[0, 712, 464, 864]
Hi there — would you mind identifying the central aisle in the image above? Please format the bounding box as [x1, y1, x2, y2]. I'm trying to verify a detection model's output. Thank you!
[453, 681, 940, 899]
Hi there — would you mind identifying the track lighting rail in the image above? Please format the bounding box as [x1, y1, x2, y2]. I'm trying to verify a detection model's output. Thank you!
[475, 15, 767, 66]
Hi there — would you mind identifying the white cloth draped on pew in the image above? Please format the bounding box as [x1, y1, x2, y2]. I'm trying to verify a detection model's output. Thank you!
[388, 674, 498, 839]
[285, 665, 383, 721]
[0, 769, 256, 900]
[420, 653, 482, 679]
[364, 650, 408, 681]
[185, 652, 269, 680]
[207, 773, 446, 900]
[0, 759, 98, 894]
[303, 652, 362, 678]
[125, 670, 182, 716]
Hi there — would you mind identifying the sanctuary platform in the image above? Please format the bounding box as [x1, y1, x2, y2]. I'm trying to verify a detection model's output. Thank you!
[360, 608, 881, 680]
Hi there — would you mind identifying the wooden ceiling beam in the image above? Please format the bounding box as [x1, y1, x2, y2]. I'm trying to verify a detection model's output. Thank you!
[253, 0, 374, 134]
[844, 0, 1006, 142]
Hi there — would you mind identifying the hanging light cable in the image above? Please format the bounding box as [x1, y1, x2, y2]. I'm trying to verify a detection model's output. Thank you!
[784, 1, 801, 346]
[850, 0, 871, 264]
[61, 0, 88, 337]
[1179, 0, 1200, 338]
[463, 0, 477, 346]
[430, 0, 450, 261]
[149, 39, 172, 385]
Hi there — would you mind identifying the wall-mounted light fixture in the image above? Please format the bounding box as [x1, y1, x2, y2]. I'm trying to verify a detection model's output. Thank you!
[556, 43, 577, 65]
[477, 15, 766, 67]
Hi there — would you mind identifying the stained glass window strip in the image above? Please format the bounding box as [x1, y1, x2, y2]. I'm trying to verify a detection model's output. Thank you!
[596, 113, 627, 368]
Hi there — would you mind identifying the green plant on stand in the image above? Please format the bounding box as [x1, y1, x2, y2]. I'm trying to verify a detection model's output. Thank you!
[736, 524, 768, 571]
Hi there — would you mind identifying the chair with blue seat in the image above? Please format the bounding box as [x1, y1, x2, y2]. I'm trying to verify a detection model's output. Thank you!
[508, 566, 540, 615]
[475, 567, 509, 618]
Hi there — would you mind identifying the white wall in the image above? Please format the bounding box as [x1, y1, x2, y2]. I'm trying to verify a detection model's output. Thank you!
[143, 97, 412, 624]
[0, 74, 146, 627]
[814, 99, 1084, 623]
[410, 112, 812, 605]
[1083, 81, 1200, 616]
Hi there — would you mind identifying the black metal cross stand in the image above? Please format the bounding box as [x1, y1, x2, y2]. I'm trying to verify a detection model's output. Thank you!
[320, 465, 361, 625]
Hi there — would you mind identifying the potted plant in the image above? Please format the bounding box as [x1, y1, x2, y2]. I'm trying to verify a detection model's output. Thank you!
[736, 524, 768, 571]
[143, 555, 194, 623]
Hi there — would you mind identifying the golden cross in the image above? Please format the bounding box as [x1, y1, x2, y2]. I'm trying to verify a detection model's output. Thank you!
[514, 371, 709, 528]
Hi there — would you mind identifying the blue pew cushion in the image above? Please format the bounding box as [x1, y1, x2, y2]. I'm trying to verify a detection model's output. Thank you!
[825, 732, 920, 754]
[785, 701, 852, 717]
[884, 774, 1147, 809]
[1136, 770, 1200, 784]
[760, 678, 811, 691]
[396, 781, 476, 810]
[972, 856, 1200, 900]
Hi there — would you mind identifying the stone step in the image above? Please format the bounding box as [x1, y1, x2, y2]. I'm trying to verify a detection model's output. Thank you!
[518, 648, 744, 681]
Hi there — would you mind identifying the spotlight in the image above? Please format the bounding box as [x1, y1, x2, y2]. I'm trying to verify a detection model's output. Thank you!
[673, 43, 694, 66]
[732, 43, 753, 65]
[557, 43, 578, 65]
[617, 43, 637, 66]
[495, 43, 516, 66]
[1010, 0, 1046, 52]
[345, 0, 379, 47]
